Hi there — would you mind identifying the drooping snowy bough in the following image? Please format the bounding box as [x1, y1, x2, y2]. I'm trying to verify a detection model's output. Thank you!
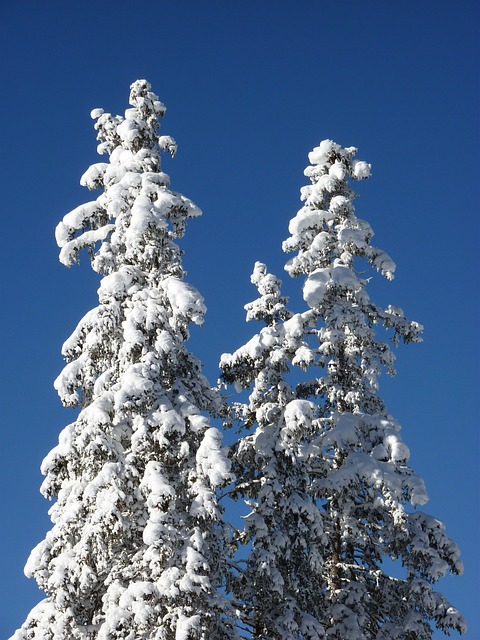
[12, 81, 237, 640]
[220, 140, 466, 639]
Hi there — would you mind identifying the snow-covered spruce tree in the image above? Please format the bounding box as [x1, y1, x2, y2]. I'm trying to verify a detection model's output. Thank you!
[13, 80, 237, 640]
[220, 140, 465, 639]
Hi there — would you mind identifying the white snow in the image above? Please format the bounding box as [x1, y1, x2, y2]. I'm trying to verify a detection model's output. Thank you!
[288, 209, 328, 236]
[90, 108, 104, 119]
[175, 614, 201, 640]
[352, 159, 371, 179]
[307, 139, 340, 166]
[331, 263, 361, 290]
[164, 277, 206, 326]
[329, 160, 346, 180]
[196, 427, 232, 486]
[303, 268, 330, 307]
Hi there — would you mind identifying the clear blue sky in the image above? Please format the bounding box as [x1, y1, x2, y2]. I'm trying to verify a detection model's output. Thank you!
[1, 1, 478, 637]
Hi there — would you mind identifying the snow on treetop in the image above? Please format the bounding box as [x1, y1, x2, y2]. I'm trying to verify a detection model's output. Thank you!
[129, 78, 166, 117]
[55, 79, 204, 273]
[305, 138, 370, 181]
[308, 139, 342, 165]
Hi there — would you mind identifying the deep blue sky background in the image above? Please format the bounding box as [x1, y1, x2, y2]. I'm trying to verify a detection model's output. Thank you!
[1, 1, 478, 637]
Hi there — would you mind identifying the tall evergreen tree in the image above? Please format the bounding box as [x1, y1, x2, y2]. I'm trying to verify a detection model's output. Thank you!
[220, 140, 466, 639]
[12, 80, 237, 640]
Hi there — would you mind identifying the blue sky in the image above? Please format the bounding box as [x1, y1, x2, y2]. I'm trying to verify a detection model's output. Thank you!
[1, 1, 478, 637]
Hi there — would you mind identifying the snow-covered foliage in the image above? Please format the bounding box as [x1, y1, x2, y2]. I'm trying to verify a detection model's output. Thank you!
[12, 80, 237, 640]
[220, 140, 465, 639]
